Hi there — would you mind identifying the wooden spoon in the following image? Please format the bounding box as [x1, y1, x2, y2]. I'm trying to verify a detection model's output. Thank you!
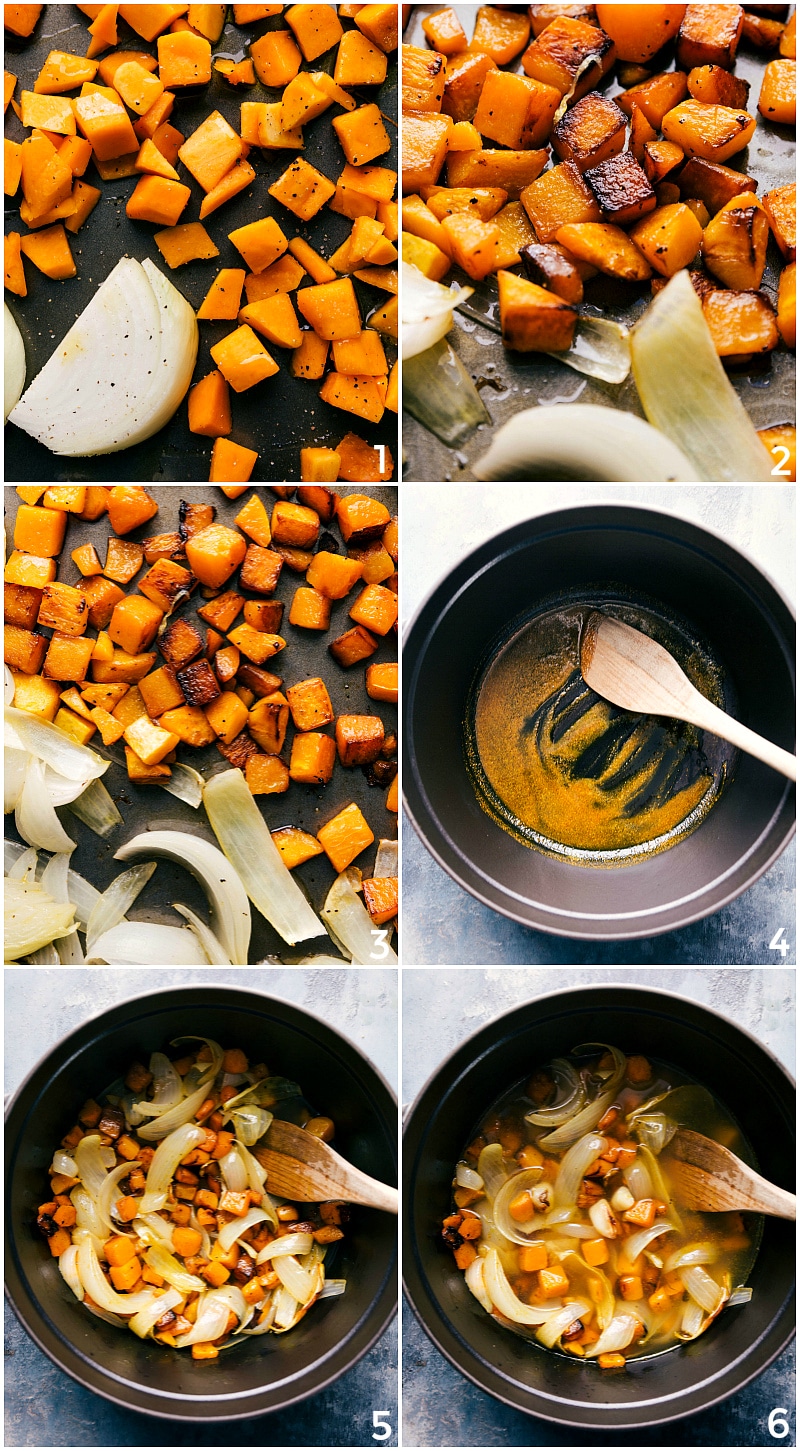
[666, 1128, 796, 1218]
[253, 1119, 398, 1214]
[581, 613, 796, 782]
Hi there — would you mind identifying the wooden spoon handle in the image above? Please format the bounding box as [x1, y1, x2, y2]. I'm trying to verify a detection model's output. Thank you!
[670, 1157, 797, 1218]
[688, 694, 796, 782]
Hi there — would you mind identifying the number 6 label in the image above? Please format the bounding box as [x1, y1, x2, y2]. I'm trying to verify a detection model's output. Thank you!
[769, 1407, 790, 1438]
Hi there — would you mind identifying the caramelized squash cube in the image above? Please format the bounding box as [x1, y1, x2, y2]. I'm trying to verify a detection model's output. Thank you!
[159, 703, 216, 746]
[446, 147, 547, 199]
[106, 486, 159, 535]
[240, 544, 283, 594]
[43, 486, 85, 512]
[176, 657, 221, 705]
[137, 558, 193, 613]
[552, 91, 626, 172]
[336, 493, 391, 545]
[348, 582, 397, 636]
[104, 536, 144, 584]
[109, 594, 164, 654]
[521, 16, 615, 99]
[677, 4, 744, 70]
[474, 69, 561, 150]
[70, 544, 103, 578]
[471, 4, 530, 64]
[286, 676, 334, 731]
[521, 160, 602, 243]
[197, 591, 245, 632]
[701, 192, 770, 288]
[204, 689, 249, 743]
[5, 624, 47, 675]
[520, 241, 584, 302]
[288, 587, 332, 629]
[593, 4, 685, 62]
[228, 622, 286, 664]
[497, 267, 578, 352]
[243, 599, 284, 632]
[306, 552, 363, 599]
[111, 684, 148, 727]
[362, 875, 398, 925]
[14, 503, 67, 557]
[271, 825, 325, 866]
[335, 713, 384, 765]
[143, 531, 186, 564]
[762, 182, 796, 261]
[289, 730, 336, 783]
[585, 150, 656, 225]
[758, 57, 796, 124]
[270, 501, 320, 549]
[555, 220, 653, 279]
[616, 71, 689, 129]
[365, 661, 398, 702]
[11, 671, 61, 719]
[245, 753, 290, 793]
[44, 632, 95, 681]
[5, 553, 57, 590]
[4, 582, 43, 630]
[159, 616, 205, 670]
[402, 112, 452, 192]
[329, 624, 378, 667]
[678, 155, 757, 215]
[777, 262, 796, 348]
[317, 800, 374, 872]
[687, 63, 750, 109]
[91, 650, 158, 684]
[421, 7, 467, 55]
[402, 43, 446, 114]
[661, 100, 756, 162]
[248, 690, 289, 752]
[38, 582, 89, 637]
[443, 51, 498, 125]
[440, 211, 500, 280]
[702, 287, 779, 358]
[643, 139, 686, 186]
[138, 664, 185, 717]
[185, 523, 247, 588]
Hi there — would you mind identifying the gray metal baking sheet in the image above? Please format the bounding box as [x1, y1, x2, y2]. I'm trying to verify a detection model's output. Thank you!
[5, 5, 398, 481]
[4, 483, 398, 962]
[402, 4, 796, 482]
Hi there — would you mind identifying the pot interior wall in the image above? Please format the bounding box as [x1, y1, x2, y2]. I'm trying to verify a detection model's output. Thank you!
[405, 988, 795, 1423]
[405, 508, 795, 936]
[7, 990, 396, 1413]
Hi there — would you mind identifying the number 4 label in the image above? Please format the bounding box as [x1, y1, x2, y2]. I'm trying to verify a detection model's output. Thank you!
[372, 1409, 392, 1441]
[768, 1407, 790, 1438]
[769, 928, 790, 957]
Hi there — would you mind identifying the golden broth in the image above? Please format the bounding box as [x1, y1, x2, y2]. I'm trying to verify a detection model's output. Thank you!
[445, 1048, 760, 1364]
[466, 599, 734, 862]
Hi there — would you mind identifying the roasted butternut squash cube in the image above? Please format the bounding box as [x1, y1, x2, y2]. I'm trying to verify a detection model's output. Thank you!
[335, 28, 388, 86]
[440, 211, 500, 280]
[14, 503, 67, 557]
[421, 7, 467, 56]
[365, 661, 398, 702]
[329, 624, 379, 667]
[677, 4, 744, 71]
[88, 706, 125, 745]
[43, 486, 85, 512]
[702, 287, 779, 358]
[701, 192, 770, 288]
[497, 268, 577, 352]
[228, 622, 286, 665]
[245, 753, 290, 794]
[741, 11, 784, 51]
[176, 657, 221, 705]
[204, 689, 249, 743]
[471, 4, 530, 64]
[104, 536, 144, 584]
[109, 594, 164, 654]
[124, 715, 180, 766]
[521, 159, 602, 243]
[92, 649, 158, 684]
[473, 69, 561, 152]
[106, 486, 159, 536]
[616, 71, 689, 129]
[661, 100, 756, 162]
[11, 670, 61, 719]
[270, 501, 320, 549]
[286, 676, 334, 731]
[124, 744, 171, 781]
[271, 825, 324, 865]
[5, 624, 47, 675]
[44, 632, 95, 681]
[520, 241, 584, 301]
[54, 705, 96, 744]
[402, 43, 446, 113]
[317, 801, 374, 872]
[304, 552, 362, 600]
[268, 157, 336, 221]
[555, 220, 652, 279]
[247, 690, 289, 752]
[288, 587, 332, 629]
[111, 684, 149, 730]
[777, 262, 795, 348]
[631, 202, 704, 276]
[142, 531, 186, 564]
[348, 582, 397, 635]
[758, 57, 796, 124]
[678, 155, 757, 215]
[353, 4, 398, 54]
[446, 147, 547, 200]
[197, 591, 245, 633]
[159, 703, 216, 746]
[762, 182, 796, 261]
[687, 63, 750, 109]
[443, 51, 498, 124]
[335, 713, 384, 765]
[643, 139, 686, 185]
[402, 112, 452, 192]
[594, 4, 685, 62]
[185, 523, 247, 588]
[5, 553, 57, 589]
[38, 582, 89, 637]
[336, 494, 391, 546]
[240, 544, 283, 594]
[362, 875, 397, 925]
[289, 730, 336, 783]
[4, 582, 43, 630]
[138, 664, 185, 717]
[243, 600, 284, 633]
[585, 150, 656, 225]
[552, 91, 626, 172]
[522, 15, 615, 98]
[137, 558, 193, 614]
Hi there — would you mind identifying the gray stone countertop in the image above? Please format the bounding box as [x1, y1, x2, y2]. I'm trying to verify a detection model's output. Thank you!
[4, 967, 398, 1448]
[401, 483, 796, 966]
[401, 966, 796, 1448]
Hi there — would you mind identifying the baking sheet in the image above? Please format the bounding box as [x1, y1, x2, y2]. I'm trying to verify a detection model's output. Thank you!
[4, 484, 398, 962]
[402, 4, 796, 482]
[4, 6, 399, 482]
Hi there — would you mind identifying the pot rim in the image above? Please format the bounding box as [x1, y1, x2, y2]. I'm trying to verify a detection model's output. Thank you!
[5, 980, 398, 1423]
[402, 500, 796, 941]
[402, 980, 796, 1430]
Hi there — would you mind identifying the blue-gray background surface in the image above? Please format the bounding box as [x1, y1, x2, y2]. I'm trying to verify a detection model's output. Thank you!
[401, 483, 797, 966]
[4, 967, 398, 1448]
[402, 966, 796, 1447]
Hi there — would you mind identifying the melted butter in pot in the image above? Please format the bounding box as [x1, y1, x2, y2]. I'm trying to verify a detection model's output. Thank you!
[466, 602, 734, 863]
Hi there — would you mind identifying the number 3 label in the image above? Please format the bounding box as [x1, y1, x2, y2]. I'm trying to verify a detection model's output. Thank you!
[770, 445, 792, 477]
[370, 928, 390, 960]
[372, 1409, 392, 1441]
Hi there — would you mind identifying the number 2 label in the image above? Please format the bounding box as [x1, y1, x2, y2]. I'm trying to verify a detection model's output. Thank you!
[770, 445, 792, 477]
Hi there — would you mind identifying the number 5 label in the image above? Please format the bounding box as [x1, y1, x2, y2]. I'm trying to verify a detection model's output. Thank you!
[372, 1409, 392, 1441]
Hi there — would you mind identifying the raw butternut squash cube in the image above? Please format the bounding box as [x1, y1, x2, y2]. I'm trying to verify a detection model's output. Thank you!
[552, 91, 627, 172]
[229, 216, 288, 274]
[292, 331, 329, 378]
[73, 91, 139, 160]
[616, 72, 689, 129]
[114, 60, 164, 115]
[521, 15, 615, 99]
[317, 801, 374, 872]
[701, 192, 770, 288]
[249, 30, 302, 87]
[297, 277, 361, 340]
[187, 4, 226, 42]
[210, 325, 279, 391]
[268, 157, 336, 221]
[594, 4, 685, 63]
[285, 3, 343, 62]
[14, 503, 67, 557]
[248, 690, 289, 752]
[38, 582, 89, 636]
[245, 255, 306, 300]
[238, 294, 303, 349]
[5, 624, 47, 675]
[4, 6, 43, 39]
[333, 103, 391, 167]
[474, 69, 561, 150]
[124, 715, 180, 766]
[677, 5, 744, 71]
[758, 58, 796, 124]
[11, 671, 61, 719]
[289, 730, 336, 783]
[320, 372, 386, 424]
[299, 449, 340, 483]
[497, 268, 577, 352]
[157, 30, 212, 87]
[109, 594, 164, 654]
[20, 91, 76, 135]
[199, 157, 256, 220]
[332, 329, 388, 376]
[204, 689, 249, 743]
[585, 151, 656, 225]
[257, 101, 305, 149]
[209, 438, 259, 484]
[348, 582, 397, 635]
[118, 7, 191, 42]
[138, 664, 185, 716]
[188, 370, 232, 438]
[159, 703, 216, 746]
[271, 502, 320, 549]
[287, 676, 334, 730]
[271, 825, 324, 865]
[687, 63, 750, 110]
[702, 287, 779, 358]
[179, 110, 242, 191]
[762, 183, 796, 261]
[777, 262, 795, 348]
[288, 587, 332, 629]
[44, 633, 95, 681]
[334, 29, 387, 86]
[402, 43, 446, 113]
[279, 73, 330, 130]
[661, 100, 756, 162]
[556, 220, 652, 279]
[335, 713, 384, 765]
[19, 225, 76, 281]
[127, 174, 191, 225]
[365, 661, 397, 702]
[135, 137, 180, 180]
[521, 160, 602, 243]
[246, 754, 290, 793]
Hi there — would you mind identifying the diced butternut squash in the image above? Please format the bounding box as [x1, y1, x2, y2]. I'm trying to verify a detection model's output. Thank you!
[286, 676, 334, 731]
[208, 438, 259, 484]
[661, 100, 756, 162]
[44, 633, 95, 681]
[14, 504, 67, 557]
[552, 91, 627, 172]
[38, 582, 89, 636]
[289, 730, 336, 783]
[249, 29, 302, 87]
[157, 29, 212, 87]
[758, 58, 796, 125]
[317, 801, 374, 872]
[285, 3, 343, 62]
[329, 624, 378, 667]
[245, 753, 289, 794]
[365, 661, 397, 702]
[19, 225, 76, 280]
[763, 183, 796, 261]
[497, 268, 577, 352]
[421, 6, 467, 56]
[288, 586, 332, 629]
[333, 103, 391, 167]
[701, 192, 770, 288]
[210, 325, 279, 391]
[271, 825, 324, 866]
[594, 5, 684, 63]
[74, 90, 139, 161]
[702, 287, 779, 359]
[777, 262, 796, 349]
[179, 110, 242, 192]
[521, 160, 602, 243]
[677, 4, 744, 71]
[127, 174, 191, 225]
[616, 71, 689, 129]
[185, 524, 247, 587]
[556, 220, 652, 280]
[109, 594, 164, 654]
[522, 15, 615, 99]
[335, 28, 387, 86]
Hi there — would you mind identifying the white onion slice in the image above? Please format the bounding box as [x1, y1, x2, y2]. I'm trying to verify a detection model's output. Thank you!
[584, 1312, 641, 1357]
[86, 861, 156, 950]
[553, 1133, 607, 1206]
[174, 902, 232, 965]
[318, 1279, 347, 1299]
[134, 1053, 182, 1118]
[69, 777, 123, 837]
[256, 1233, 314, 1263]
[5, 748, 29, 812]
[203, 770, 322, 947]
[159, 763, 204, 808]
[128, 1286, 182, 1339]
[624, 1219, 676, 1264]
[141, 1243, 205, 1294]
[58, 1244, 84, 1302]
[274, 1253, 318, 1306]
[86, 922, 209, 965]
[464, 1254, 493, 1313]
[6, 706, 109, 781]
[664, 1241, 718, 1273]
[175, 1286, 248, 1347]
[5, 302, 26, 420]
[219, 1146, 249, 1195]
[455, 1162, 484, 1192]
[16, 757, 77, 853]
[97, 1160, 139, 1237]
[483, 1249, 560, 1326]
[373, 838, 398, 878]
[217, 1207, 268, 1254]
[680, 1264, 726, 1316]
[536, 1299, 591, 1349]
[75, 1133, 109, 1199]
[401, 261, 473, 360]
[474, 403, 700, 483]
[50, 1149, 78, 1177]
[115, 829, 250, 966]
[322, 866, 398, 965]
[139, 1124, 205, 1211]
[9, 257, 198, 456]
[6, 843, 37, 879]
[5, 876, 76, 961]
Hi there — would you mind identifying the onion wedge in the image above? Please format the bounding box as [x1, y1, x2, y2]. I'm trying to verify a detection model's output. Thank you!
[115, 829, 251, 965]
[5, 876, 76, 961]
[203, 770, 323, 947]
[321, 867, 398, 965]
[5, 303, 25, 421]
[8, 257, 198, 457]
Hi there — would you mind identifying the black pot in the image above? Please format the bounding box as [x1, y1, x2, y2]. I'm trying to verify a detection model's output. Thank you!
[403, 983, 795, 1430]
[5, 984, 397, 1421]
[403, 503, 796, 939]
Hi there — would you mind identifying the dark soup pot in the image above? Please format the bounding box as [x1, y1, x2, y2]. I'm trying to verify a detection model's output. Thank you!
[403, 983, 795, 1430]
[5, 984, 397, 1421]
[403, 503, 796, 939]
